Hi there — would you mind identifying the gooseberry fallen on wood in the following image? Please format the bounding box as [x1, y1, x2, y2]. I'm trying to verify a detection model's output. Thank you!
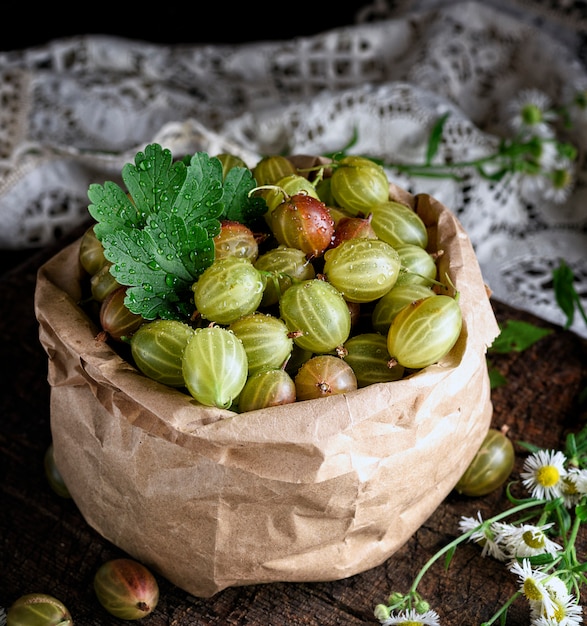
[93, 558, 159, 621]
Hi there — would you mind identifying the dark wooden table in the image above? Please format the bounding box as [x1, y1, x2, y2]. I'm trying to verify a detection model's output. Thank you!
[1, 233, 586, 625]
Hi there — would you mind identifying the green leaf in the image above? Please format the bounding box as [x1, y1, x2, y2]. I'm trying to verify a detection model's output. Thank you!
[476, 165, 509, 181]
[88, 181, 145, 238]
[553, 260, 577, 329]
[489, 320, 552, 354]
[180, 152, 225, 231]
[488, 366, 508, 389]
[426, 113, 450, 165]
[88, 144, 227, 320]
[555, 502, 572, 535]
[576, 503, 587, 522]
[526, 553, 556, 567]
[516, 440, 542, 454]
[221, 164, 267, 225]
[443, 545, 456, 570]
[122, 143, 187, 219]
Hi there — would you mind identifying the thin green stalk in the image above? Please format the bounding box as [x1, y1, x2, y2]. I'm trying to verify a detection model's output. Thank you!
[480, 591, 521, 626]
[408, 500, 546, 595]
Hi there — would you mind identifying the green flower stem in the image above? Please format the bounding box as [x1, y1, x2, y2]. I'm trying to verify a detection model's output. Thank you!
[408, 499, 546, 597]
[560, 509, 585, 583]
[575, 295, 587, 326]
[480, 591, 521, 626]
[387, 134, 546, 182]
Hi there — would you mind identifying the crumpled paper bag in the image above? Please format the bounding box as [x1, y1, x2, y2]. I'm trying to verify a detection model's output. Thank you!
[34, 183, 500, 598]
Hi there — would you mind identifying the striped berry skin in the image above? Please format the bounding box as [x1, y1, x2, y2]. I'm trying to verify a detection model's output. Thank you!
[268, 194, 335, 257]
[7, 594, 73, 626]
[192, 257, 266, 325]
[330, 156, 390, 217]
[370, 200, 429, 249]
[79, 224, 107, 275]
[330, 214, 378, 248]
[454, 429, 515, 496]
[386, 294, 462, 369]
[254, 245, 316, 307]
[294, 355, 357, 400]
[342, 332, 405, 387]
[213, 219, 259, 262]
[252, 155, 297, 186]
[279, 279, 351, 353]
[100, 286, 144, 342]
[130, 319, 194, 387]
[182, 326, 248, 409]
[216, 152, 248, 179]
[237, 368, 297, 412]
[228, 312, 293, 375]
[371, 283, 435, 335]
[323, 238, 401, 303]
[263, 174, 321, 217]
[394, 244, 437, 287]
[93, 558, 159, 620]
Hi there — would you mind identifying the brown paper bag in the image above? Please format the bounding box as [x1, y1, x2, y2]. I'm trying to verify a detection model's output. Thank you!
[34, 187, 500, 598]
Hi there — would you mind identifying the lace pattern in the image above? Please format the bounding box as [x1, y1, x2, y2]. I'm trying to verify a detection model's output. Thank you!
[1, 0, 586, 336]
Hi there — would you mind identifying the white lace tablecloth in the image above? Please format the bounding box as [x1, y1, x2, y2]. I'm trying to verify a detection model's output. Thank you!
[1, 0, 586, 337]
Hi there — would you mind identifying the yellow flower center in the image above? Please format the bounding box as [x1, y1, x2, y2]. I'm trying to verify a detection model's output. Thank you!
[562, 477, 578, 495]
[553, 601, 565, 622]
[539, 599, 566, 622]
[523, 578, 544, 601]
[403, 622, 423, 626]
[521, 103, 543, 125]
[536, 465, 560, 487]
[551, 168, 572, 190]
[522, 530, 545, 549]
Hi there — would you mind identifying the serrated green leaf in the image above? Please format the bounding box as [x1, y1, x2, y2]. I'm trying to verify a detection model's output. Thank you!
[88, 144, 228, 320]
[122, 143, 187, 217]
[489, 319, 552, 353]
[101, 221, 191, 320]
[88, 181, 144, 238]
[180, 152, 224, 230]
[101, 227, 183, 309]
[222, 165, 267, 225]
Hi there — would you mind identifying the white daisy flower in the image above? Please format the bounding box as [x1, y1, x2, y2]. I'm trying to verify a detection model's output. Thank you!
[543, 574, 571, 599]
[541, 162, 575, 204]
[530, 582, 582, 625]
[510, 559, 556, 618]
[566, 466, 587, 495]
[380, 607, 441, 626]
[458, 512, 508, 561]
[534, 138, 561, 170]
[520, 450, 568, 500]
[500, 523, 562, 559]
[508, 89, 558, 138]
[519, 155, 575, 204]
[559, 467, 587, 507]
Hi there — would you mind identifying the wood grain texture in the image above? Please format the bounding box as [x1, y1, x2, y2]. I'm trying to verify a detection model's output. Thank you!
[1, 236, 585, 625]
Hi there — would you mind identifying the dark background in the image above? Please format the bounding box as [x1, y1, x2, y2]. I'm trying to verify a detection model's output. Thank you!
[0, 5, 373, 51]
